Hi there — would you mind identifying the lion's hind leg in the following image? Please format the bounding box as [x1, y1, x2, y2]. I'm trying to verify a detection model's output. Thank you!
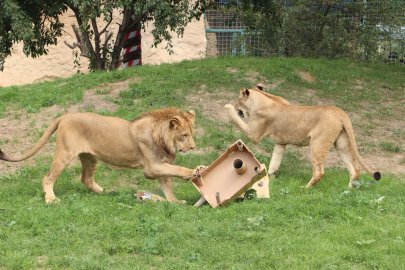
[43, 150, 74, 203]
[306, 136, 335, 188]
[79, 153, 104, 194]
[334, 132, 361, 188]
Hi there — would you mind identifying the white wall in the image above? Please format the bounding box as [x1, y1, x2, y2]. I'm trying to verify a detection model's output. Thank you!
[0, 9, 207, 87]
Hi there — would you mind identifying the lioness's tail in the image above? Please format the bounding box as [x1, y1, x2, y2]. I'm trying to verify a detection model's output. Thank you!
[341, 115, 381, 180]
[0, 117, 61, 162]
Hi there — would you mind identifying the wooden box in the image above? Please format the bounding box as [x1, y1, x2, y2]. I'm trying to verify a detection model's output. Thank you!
[191, 140, 268, 208]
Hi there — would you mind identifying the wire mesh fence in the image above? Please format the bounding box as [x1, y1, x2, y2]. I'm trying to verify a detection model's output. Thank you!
[205, 8, 272, 57]
[204, 1, 405, 63]
[378, 26, 405, 64]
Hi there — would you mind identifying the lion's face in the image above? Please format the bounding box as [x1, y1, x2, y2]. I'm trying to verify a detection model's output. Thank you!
[165, 110, 196, 154]
[173, 127, 195, 153]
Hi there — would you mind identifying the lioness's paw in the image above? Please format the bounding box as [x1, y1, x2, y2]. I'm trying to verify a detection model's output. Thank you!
[45, 196, 60, 204]
[224, 104, 234, 111]
[305, 183, 315, 189]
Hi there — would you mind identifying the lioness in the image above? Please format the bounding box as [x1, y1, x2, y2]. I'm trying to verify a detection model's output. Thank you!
[0, 108, 201, 203]
[225, 86, 381, 188]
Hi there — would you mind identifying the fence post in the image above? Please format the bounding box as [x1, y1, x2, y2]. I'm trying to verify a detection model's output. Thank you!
[121, 22, 142, 68]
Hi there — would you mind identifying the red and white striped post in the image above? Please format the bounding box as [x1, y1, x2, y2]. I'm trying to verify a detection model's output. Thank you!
[121, 23, 142, 68]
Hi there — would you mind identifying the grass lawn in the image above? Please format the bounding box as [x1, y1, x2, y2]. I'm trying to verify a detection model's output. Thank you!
[0, 57, 404, 269]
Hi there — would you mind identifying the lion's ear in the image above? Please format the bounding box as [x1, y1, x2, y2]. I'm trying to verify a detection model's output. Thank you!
[170, 117, 181, 129]
[240, 88, 250, 98]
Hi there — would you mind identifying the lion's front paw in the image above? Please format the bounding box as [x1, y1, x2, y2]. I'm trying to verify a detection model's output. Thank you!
[193, 165, 207, 177]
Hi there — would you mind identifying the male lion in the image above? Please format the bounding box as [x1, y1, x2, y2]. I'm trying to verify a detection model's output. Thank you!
[225, 85, 381, 188]
[0, 108, 201, 203]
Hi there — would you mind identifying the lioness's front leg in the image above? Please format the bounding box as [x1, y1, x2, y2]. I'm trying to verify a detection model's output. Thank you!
[224, 104, 264, 144]
[268, 144, 286, 176]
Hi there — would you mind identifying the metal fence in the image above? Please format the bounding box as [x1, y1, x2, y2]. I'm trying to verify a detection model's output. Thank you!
[204, 1, 405, 63]
[205, 8, 272, 57]
[378, 26, 405, 64]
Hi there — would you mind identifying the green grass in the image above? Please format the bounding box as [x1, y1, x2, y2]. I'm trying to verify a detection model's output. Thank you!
[380, 141, 401, 153]
[1, 57, 405, 269]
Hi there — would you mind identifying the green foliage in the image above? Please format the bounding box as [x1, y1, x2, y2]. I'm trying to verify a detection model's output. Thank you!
[0, 0, 67, 70]
[138, 1, 204, 52]
[0, 0, 204, 71]
[233, 0, 405, 61]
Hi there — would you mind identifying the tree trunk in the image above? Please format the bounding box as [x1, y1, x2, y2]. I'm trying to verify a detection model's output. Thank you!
[111, 8, 135, 69]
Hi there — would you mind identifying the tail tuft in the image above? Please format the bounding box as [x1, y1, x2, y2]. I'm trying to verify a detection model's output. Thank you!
[0, 149, 4, 160]
[373, 171, 381, 181]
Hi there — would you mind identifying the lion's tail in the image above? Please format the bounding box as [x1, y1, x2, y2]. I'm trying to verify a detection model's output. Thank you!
[0, 117, 62, 162]
[341, 115, 381, 181]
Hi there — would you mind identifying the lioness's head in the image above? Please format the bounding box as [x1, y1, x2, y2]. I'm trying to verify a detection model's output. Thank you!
[233, 88, 253, 120]
[234, 86, 291, 120]
[146, 108, 196, 156]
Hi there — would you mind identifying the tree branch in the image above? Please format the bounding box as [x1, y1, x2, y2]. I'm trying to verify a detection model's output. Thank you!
[64, 24, 90, 57]
[69, 6, 98, 69]
[99, 11, 113, 36]
[91, 18, 102, 62]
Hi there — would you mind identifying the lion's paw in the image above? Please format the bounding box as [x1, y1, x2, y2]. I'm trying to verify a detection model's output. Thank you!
[178, 200, 187, 204]
[193, 165, 207, 177]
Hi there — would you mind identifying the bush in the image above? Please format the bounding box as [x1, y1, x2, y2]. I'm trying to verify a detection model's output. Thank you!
[225, 0, 405, 61]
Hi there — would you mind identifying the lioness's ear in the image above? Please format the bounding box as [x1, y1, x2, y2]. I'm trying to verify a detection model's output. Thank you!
[256, 83, 264, 91]
[170, 117, 181, 129]
[187, 110, 195, 124]
[188, 110, 195, 118]
[240, 88, 250, 98]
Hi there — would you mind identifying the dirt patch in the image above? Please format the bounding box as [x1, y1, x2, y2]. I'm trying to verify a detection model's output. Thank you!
[244, 71, 270, 86]
[186, 85, 236, 122]
[245, 77, 285, 93]
[297, 70, 316, 83]
[267, 80, 285, 91]
[354, 79, 365, 90]
[290, 146, 405, 176]
[68, 90, 118, 113]
[226, 67, 239, 74]
[0, 79, 133, 174]
[68, 79, 136, 113]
